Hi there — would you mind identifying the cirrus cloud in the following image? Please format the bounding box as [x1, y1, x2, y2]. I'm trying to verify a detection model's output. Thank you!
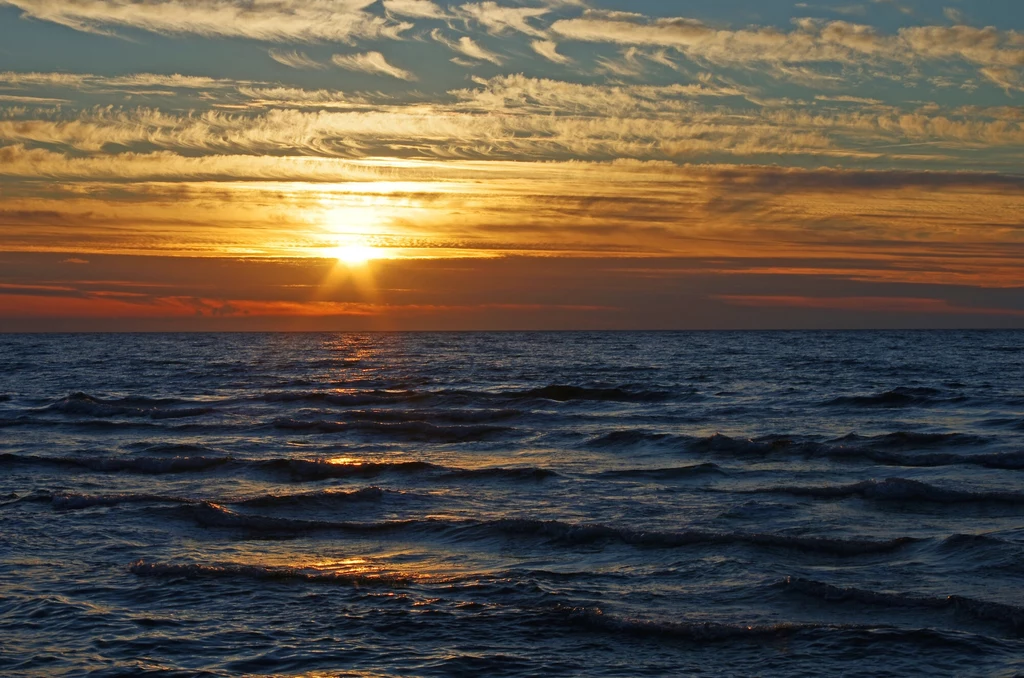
[0, 0, 413, 43]
[331, 52, 417, 80]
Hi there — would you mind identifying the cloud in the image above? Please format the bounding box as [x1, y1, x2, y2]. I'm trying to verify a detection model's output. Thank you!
[0, 94, 70, 104]
[715, 295, 1024, 316]
[943, 8, 965, 24]
[458, 2, 549, 37]
[1, 0, 413, 43]
[5, 73, 1024, 164]
[331, 52, 417, 80]
[900, 25, 1024, 67]
[551, 13, 898, 64]
[0, 70, 241, 90]
[268, 49, 326, 70]
[382, 0, 448, 19]
[432, 30, 504, 64]
[235, 86, 369, 109]
[550, 11, 1024, 88]
[815, 94, 883, 104]
[793, 3, 867, 17]
[452, 74, 743, 115]
[530, 40, 572, 64]
[3, 154, 1024, 300]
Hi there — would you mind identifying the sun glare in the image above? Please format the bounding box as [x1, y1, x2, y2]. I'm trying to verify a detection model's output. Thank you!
[329, 243, 379, 266]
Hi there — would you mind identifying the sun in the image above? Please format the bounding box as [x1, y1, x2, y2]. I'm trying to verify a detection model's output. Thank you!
[328, 242, 379, 266]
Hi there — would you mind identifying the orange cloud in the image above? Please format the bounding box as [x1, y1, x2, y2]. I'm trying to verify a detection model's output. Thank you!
[715, 295, 1024, 316]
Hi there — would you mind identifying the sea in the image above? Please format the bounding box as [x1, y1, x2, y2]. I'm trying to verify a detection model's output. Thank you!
[1, 331, 1023, 677]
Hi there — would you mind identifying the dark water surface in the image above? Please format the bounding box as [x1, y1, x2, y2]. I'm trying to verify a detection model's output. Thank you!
[1, 331, 1023, 677]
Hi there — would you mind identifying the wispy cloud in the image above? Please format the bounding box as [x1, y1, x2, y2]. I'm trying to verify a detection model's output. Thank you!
[0, 70, 241, 89]
[457, 2, 550, 37]
[331, 52, 417, 80]
[268, 49, 326, 70]
[5, 73, 1024, 164]
[1, 0, 413, 42]
[431, 30, 504, 64]
[382, 0, 448, 19]
[530, 40, 572, 64]
[551, 11, 1024, 90]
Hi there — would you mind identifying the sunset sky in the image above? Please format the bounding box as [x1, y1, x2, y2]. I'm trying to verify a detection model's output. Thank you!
[1, 0, 1023, 330]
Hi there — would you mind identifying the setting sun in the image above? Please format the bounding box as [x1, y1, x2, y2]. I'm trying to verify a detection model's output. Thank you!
[328, 242, 379, 266]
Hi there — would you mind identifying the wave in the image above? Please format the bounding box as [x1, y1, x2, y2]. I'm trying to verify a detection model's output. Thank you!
[39, 392, 216, 419]
[150, 407, 217, 420]
[129, 442, 224, 456]
[0, 417, 171, 431]
[256, 458, 442, 481]
[440, 467, 559, 482]
[258, 390, 427, 406]
[828, 448, 1024, 470]
[0, 453, 558, 484]
[825, 387, 964, 408]
[783, 577, 1024, 634]
[133, 501, 918, 556]
[684, 433, 1024, 470]
[554, 605, 875, 642]
[271, 418, 512, 442]
[587, 430, 675, 447]
[343, 408, 523, 425]
[266, 459, 558, 483]
[233, 486, 388, 508]
[187, 501, 428, 535]
[10, 487, 392, 512]
[688, 434, 819, 456]
[833, 432, 989, 450]
[940, 533, 1013, 549]
[128, 560, 412, 587]
[513, 385, 672, 403]
[46, 491, 194, 510]
[601, 463, 726, 480]
[0, 453, 231, 474]
[750, 478, 1024, 504]
[465, 519, 915, 556]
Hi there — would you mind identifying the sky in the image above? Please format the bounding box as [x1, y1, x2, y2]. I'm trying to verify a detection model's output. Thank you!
[1, 0, 1023, 330]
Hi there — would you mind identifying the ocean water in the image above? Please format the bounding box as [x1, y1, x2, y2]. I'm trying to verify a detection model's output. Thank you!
[1, 331, 1023, 677]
